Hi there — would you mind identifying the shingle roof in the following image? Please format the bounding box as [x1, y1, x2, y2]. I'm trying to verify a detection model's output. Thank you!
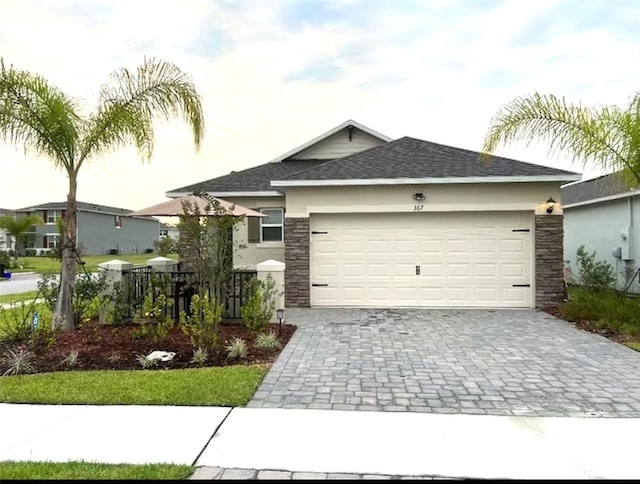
[166, 160, 328, 195]
[561, 172, 638, 206]
[0, 208, 13, 216]
[277, 137, 580, 182]
[15, 201, 148, 217]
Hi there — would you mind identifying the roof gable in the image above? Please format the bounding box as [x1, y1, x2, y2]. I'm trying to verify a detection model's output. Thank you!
[272, 136, 581, 186]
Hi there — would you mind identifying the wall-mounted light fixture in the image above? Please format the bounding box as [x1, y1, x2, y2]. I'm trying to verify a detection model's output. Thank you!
[412, 193, 426, 202]
[546, 197, 556, 214]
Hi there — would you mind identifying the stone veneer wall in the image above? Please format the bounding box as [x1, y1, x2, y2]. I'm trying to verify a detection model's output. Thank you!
[284, 217, 310, 307]
[535, 214, 564, 308]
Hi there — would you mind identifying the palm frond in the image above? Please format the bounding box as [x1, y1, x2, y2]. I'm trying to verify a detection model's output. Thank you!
[0, 214, 44, 236]
[79, 57, 204, 167]
[481, 92, 640, 183]
[0, 59, 80, 170]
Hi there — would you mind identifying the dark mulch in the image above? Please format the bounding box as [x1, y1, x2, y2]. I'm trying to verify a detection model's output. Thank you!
[1, 320, 296, 375]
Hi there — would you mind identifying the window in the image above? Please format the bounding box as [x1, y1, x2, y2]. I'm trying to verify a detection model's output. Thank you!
[159, 229, 168, 237]
[260, 208, 283, 242]
[45, 235, 60, 249]
[47, 210, 62, 224]
[115, 215, 121, 228]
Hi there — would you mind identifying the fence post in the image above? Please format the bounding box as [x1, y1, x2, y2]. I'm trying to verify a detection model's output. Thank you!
[97, 259, 134, 324]
[147, 256, 179, 273]
[256, 259, 286, 323]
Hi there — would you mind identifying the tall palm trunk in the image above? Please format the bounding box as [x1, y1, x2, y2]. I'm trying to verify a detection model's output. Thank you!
[53, 173, 77, 331]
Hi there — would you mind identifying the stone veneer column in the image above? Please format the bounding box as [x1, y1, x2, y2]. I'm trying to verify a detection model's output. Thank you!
[535, 214, 564, 308]
[284, 217, 310, 307]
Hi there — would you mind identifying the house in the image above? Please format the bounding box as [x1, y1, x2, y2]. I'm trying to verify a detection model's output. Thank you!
[0, 208, 13, 252]
[562, 172, 640, 291]
[167, 120, 581, 309]
[159, 222, 180, 241]
[14, 201, 161, 256]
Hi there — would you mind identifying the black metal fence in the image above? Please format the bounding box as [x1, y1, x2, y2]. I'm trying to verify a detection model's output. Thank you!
[123, 266, 257, 321]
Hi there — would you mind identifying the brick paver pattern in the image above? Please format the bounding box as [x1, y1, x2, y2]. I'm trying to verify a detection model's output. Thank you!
[248, 309, 640, 417]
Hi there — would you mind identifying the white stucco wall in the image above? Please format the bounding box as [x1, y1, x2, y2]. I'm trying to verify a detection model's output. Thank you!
[563, 196, 640, 291]
[223, 196, 286, 270]
[283, 182, 563, 217]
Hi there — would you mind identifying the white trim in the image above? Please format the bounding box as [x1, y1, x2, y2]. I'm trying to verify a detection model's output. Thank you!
[165, 191, 283, 198]
[260, 208, 284, 243]
[267, 120, 392, 164]
[271, 175, 582, 187]
[563, 190, 640, 209]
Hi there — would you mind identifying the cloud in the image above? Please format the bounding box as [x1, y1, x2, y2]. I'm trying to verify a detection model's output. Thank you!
[0, 0, 638, 212]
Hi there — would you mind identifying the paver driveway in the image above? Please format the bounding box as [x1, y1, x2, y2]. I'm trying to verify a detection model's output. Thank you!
[249, 309, 640, 417]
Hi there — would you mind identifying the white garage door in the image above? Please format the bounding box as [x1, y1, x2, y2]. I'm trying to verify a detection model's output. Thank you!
[310, 212, 533, 308]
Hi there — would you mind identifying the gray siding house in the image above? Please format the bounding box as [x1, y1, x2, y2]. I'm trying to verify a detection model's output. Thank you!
[14, 201, 161, 256]
[562, 172, 640, 292]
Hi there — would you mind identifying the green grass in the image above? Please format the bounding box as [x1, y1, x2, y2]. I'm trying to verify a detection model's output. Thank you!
[0, 290, 40, 304]
[0, 302, 51, 341]
[0, 461, 193, 480]
[0, 365, 268, 406]
[562, 287, 640, 338]
[8, 253, 178, 274]
[624, 342, 640, 351]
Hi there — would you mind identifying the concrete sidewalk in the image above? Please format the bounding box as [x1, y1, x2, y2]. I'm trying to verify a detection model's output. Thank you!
[1, 404, 639, 479]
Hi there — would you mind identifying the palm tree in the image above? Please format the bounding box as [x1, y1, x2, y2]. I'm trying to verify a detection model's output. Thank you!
[0, 214, 44, 265]
[482, 91, 640, 186]
[0, 58, 204, 331]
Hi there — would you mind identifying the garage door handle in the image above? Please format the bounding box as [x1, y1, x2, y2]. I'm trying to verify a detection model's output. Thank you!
[312, 231, 328, 234]
[512, 284, 531, 287]
[512, 229, 530, 232]
[312, 283, 329, 287]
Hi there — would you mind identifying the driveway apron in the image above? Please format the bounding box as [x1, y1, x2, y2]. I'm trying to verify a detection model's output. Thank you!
[248, 308, 640, 417]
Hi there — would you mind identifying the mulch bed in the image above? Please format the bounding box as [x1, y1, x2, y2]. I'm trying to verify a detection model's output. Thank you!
[1, 320, 296, 375]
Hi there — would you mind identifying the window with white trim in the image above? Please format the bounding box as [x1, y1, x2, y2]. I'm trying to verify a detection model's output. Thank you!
[46, 235, 60, 249]
[115, 215, 121, 228]
[47, 210, 62, 224]
[260, 208, 283, 242]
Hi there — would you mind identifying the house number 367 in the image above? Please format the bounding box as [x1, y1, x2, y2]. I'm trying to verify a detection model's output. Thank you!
[413, 204, 424, 211]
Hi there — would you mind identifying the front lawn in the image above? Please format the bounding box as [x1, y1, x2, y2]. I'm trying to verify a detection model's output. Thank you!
[8, 253, 178, 274]
[0, 290, 40, 305]
[0, 461, 193, 480]
[0, 365, 268, 406]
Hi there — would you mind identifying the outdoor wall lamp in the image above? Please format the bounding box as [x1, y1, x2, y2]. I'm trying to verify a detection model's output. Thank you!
[546, 197, 556, 214]
[277, 308, 285, 336]
[412, 192, 426, 202]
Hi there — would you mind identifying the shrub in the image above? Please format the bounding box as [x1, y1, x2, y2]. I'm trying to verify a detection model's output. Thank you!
[0, 250, 10, 268]
[101, 281, 133, 325]
[153, 237, 177, 257]
[133, 277, 174, 342]
[179, 294, 223, 352]
[240, 275, 281, 334]
[61, 350, 80, 368]
[255, 331, 281, 350]
[225, 337, 247, 359]
[135, 353, 158, 369]
[190, 347, 209, 366]
[2, 348, 37, 376]
[0, 302, 36, 343]
[575, 245, 616, 291]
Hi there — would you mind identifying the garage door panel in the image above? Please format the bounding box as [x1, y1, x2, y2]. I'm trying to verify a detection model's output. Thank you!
[310, 212, 532, 308]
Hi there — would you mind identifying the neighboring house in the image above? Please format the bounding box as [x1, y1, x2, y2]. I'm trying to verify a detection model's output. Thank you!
[159, 222, 180, 241]
[14, 201, 161, 256]
[562, 172, 640, 292]
[0, 208, 14, 252]
[167, 120, 581, 309]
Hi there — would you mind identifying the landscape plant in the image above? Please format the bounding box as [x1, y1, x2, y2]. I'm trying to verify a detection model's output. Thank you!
[240, 275, 281, 334]
[133, 276, 174, 342]
[255, 331, 281, 350]
[179, 293, 223, 352]
[2, 348, 37, 376]
[575, 245, 616, 292]
[0, 214, 44, 266]
[225, 337, 247, 359]
[0, 57, 204, 331]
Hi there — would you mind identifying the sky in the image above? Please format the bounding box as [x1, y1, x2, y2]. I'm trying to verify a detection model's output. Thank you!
[0, 0, 638, 212]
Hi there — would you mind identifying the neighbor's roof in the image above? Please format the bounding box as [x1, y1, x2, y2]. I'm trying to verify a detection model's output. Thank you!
[272, 137, 581, 186]
[0, 208, 14, 216]
[561, 172, 639, 208]
[14, 201, 156, 219]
